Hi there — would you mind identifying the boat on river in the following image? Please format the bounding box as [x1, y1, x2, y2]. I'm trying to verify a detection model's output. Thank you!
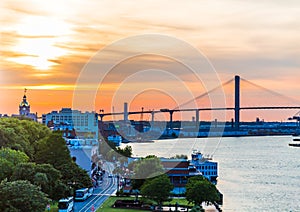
[289, 136, 300, 147]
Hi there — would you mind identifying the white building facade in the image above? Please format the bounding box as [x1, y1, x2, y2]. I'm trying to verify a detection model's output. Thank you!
[43, 108, 98, 139]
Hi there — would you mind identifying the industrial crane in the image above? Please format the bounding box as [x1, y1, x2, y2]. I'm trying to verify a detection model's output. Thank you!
[140, 107, 144, 121]
[136, 107, 152, 133]
[136, 107, 144, 132]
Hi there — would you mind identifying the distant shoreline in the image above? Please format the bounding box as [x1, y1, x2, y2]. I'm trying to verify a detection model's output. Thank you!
[120, 133, 293, 144]
[158, 133, 294, 139]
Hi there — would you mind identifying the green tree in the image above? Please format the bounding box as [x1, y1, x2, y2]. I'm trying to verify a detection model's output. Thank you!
[35, 163, 67, 200]
[34, 132, 71, 169]
[0, 148, 29, 165]
[134, 156, 164, 179]
[140, 174, 173, 209]
[0, 158, 13, 181]
[0, 118, 92, 200]
[0, 148, 29, 181]
[104, 145, 132, 164]
[58, 162, 92, 191]
[116, 145, 132, 157]
[11, 162, 68, 201]
[0, 180, 49, 212]
[34, 172, 48, 188]
[11, 162, 36, 181]
[189, 205, 205, 212]
[35, 164, 62, 197]
[19, 119, 50, 145]
[186, 176, 220, 207]
[170, 154, 188, 159]
[35, 132, 92, 196]
[132, 156, 164, 190]
[0, 118, 33, 157]
[0, 118, 50, 159]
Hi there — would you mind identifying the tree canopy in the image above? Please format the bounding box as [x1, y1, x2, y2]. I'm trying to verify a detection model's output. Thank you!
[0, 118, 50, 159]
[34, 132, 71, 169]
[11, 162, 69, 200]
[0, 148, 29, 165]
[133, 156, 164, 179]
[0, 158, 14, 182]
[0, 118, 92, 202]
[99, 136, 132, 163]
[131, 155, 164, 190]
[0, 148, 30, 181]
[116, 145, 132, 158]
[140, 174, 173, 207]
[170, 154, 188, 159]
[0, 180, 49, 212]
[58, 162, 93, 191]
[185, 176, 220, 206]
[34, 131, 92, 192]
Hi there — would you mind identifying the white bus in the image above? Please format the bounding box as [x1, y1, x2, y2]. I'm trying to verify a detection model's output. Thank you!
[74, 188, 93, 201]
[58, 196, 74, 212]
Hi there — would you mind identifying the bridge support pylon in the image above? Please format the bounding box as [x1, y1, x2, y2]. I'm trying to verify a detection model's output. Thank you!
[124, 102, 128, 121]
[195, 109, 200, 133]
[235, 75, 240, 129]
[169, 111, 174, 132]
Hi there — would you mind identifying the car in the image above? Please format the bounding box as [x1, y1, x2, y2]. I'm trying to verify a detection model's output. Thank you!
[108, 174, 113, 178]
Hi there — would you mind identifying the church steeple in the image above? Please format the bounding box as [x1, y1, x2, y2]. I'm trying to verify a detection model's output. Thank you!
[19, 88, 30, 116]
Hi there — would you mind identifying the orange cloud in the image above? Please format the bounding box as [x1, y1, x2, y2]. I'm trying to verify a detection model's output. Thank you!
[1, 0, 300, 121]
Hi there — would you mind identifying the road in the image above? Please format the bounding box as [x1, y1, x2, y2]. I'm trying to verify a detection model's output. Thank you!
[73, 162, 117, 212]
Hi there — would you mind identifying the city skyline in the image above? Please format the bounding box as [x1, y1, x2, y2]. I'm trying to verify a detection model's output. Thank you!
[1, 0, 300, 121]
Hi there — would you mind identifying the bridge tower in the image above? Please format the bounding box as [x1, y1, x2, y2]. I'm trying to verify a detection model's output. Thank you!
[124, 102, 128, 121]
[195, 109, 200, 131]
[235, 75, 240, 129]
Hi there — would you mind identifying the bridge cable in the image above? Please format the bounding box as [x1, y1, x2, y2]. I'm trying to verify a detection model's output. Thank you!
[240, 77, 300, 105]
[173, 78, 234, 110]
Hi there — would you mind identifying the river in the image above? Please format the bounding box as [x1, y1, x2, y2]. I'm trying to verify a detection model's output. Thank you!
[120, 135, 300, 212]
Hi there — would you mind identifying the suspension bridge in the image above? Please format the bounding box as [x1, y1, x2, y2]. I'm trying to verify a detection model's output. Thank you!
[97, 75, 300, 131]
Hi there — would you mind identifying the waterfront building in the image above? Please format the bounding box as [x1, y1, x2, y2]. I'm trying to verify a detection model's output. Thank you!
[43, 108, 98, 139]
[190, 150, 218, 182]
[161, 158, 197, 195]
[161, 150, 218, 195]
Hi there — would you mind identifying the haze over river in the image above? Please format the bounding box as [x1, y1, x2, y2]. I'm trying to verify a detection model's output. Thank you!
[121, 136, 300, 212]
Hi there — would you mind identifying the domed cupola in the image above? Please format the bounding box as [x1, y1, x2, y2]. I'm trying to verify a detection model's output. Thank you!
[19, 89, 30, 116]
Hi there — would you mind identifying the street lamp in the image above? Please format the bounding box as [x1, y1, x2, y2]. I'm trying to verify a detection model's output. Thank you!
[67, 181, 76, 196]
[116, 175, 120, 194]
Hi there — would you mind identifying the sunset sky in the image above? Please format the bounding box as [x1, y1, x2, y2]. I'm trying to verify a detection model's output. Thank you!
[1, 0, 300, 121]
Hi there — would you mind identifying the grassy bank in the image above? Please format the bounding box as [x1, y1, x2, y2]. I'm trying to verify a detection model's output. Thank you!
[96, 196, 194, 212]
[44, 202, 58, 212]
[96, 196, 148, 212]
[166, 198, 193, 207]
